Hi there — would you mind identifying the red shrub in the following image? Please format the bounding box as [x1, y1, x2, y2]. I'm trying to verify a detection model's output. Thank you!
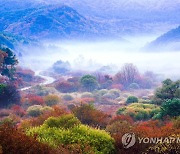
[134, 120, 180, 138]
[112, 133, 151, 154]
[0, 123, 68, 154]
[72, 104, 111, 128]
[11, 105, 26, 117]
[27, 94, 44, 105]
[55, 81, 78, 93]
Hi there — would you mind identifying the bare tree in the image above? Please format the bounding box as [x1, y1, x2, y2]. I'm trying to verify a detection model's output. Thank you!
[115, 63, 139, 88]
[93, 72, 105, 84]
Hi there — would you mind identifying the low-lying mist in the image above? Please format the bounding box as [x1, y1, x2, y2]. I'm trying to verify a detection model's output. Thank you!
[19, 35, 180, 79]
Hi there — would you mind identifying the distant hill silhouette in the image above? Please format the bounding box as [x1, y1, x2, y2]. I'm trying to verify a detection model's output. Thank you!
[0, 3, 111, 39]
[144, 26, 180, 51]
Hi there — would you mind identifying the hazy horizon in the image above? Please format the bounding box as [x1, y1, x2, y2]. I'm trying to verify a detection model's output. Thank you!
[19, 34, 180, 80]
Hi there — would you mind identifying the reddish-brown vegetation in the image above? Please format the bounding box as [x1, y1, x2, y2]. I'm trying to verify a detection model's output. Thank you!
[134, 120, 180, 138]
[55, 81, 78, 93]
[72, 104, 111, 128]
[0, 123, 55, 154]
[26, 94, 44, 105]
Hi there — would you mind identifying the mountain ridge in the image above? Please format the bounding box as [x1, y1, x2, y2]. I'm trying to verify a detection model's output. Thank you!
[144, 26, 180, 51]
[1, 5, 99, 39]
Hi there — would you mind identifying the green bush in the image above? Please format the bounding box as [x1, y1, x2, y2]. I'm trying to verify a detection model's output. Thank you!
[152, 112, 164, 120]
[135, 110, 150, 120]
[44, 115, 80, 129]
[0, 117, 15, 126]
[126, 96, 138, 104]
[44, 95, 60, 106]
[80, 75, 99, 92]
[27, 105, 43, 117]
[160, 98, 180, 118]
[117, 103, 160, 121]
[116, 107, 126, 115]
[40, 106, 53, 113]
[26, 116, 115, 153]
[153, 79, 180, 105]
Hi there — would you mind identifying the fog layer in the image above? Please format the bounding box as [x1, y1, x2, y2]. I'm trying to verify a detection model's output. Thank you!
[19, 35, 180, 79]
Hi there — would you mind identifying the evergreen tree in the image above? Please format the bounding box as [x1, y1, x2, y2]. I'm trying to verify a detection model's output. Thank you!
[0, 47, 18, 79]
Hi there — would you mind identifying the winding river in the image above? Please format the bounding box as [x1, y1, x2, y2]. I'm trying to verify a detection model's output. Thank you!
[20, 71, 55, 91]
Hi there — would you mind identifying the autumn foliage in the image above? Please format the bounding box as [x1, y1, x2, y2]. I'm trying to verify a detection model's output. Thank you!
[55, 81, 78, 93]
[27, 94, 44, 105]
[11, 105, 25, 117]
[73, 104, 111, 128]
[0, 123, 55, 154]
[19, 106, 69, 129]
[134, 120, 180, 138]
[0, 83, 20, 107]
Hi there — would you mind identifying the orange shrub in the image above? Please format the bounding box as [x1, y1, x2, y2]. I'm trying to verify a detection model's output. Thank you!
[72, 104, 110, 128]
[55, 81, 78, 93]
[106, 116, 150, 154]
[134, 120, 180, 138]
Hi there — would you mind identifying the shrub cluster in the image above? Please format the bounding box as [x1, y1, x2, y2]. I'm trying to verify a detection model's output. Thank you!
[26, 115, 115, 153]
[27, 94, 44, 105]
[27, 105, 53, 117]
[117, 103, 160, 121]
[73, 104, 110, 128]
[44, 94, 60, 106]
[0, 83, 20, 107]
[126, 96, 138, 104]
[55, 81, 78, 93]
[0, 123, 56, 154]
[20, 106, 68, 129]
